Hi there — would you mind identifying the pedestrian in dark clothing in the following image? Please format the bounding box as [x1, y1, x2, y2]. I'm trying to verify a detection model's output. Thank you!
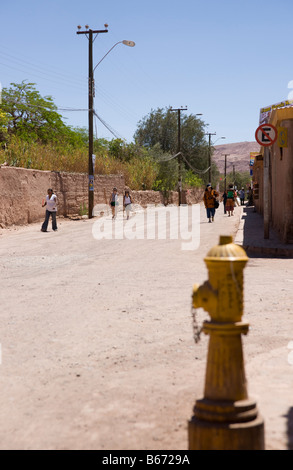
[222, 190, 227, 214]
[239, 188, 245, 205]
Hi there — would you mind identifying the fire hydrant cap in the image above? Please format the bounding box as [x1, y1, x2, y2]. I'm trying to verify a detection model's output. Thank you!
[205, 235, 248, 261]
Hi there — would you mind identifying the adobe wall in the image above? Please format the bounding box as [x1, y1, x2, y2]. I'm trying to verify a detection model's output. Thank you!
[128, 188, 203, 208]
[253, 116, 293, 243]
[0, 166, 125, 227]
[252, 157, 263, 215]
[0, 166, 204, 228]
[270, 119, 293, 243]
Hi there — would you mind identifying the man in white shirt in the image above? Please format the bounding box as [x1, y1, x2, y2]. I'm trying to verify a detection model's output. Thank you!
[41, 188, 58, 232]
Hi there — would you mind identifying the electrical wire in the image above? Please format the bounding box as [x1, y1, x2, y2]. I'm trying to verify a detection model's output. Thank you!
[0, 45, 139, 128]
[154, 151, 211, 174]
[0, 48, 85, 88]
[93, 110, 125, 140]
[2, 92, 126, 140]
[0, 44, 144, 138]
[1, 98, 88, 113]
[181, 152, 210, 174]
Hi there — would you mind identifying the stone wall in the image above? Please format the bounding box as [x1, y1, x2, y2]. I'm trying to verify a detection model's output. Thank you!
[0, 166, 204, 228]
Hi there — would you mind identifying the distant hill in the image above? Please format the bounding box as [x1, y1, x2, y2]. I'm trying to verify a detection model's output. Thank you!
[212, 141, 261, 174]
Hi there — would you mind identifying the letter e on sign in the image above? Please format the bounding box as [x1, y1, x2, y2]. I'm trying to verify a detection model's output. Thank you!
[255, 124, 278, 147]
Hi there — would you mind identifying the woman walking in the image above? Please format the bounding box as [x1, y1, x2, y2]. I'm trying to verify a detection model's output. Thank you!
[109, 187, 119, 219]
[225, 184, 235, 216]
[123, 190, 132, 220]
[203, 184, 219, 223]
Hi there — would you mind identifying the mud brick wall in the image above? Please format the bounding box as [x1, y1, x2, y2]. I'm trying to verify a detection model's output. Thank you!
[0, 166, 204, 227]
[51, 172, 125, 217]
[0, 166, 125, 227]
[129, 188, 203, 207]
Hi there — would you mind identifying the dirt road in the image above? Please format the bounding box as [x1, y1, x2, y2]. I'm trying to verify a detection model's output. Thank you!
[0, 203, 292, 450]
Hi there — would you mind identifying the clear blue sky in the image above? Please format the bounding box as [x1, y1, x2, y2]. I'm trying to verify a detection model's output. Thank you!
[1, 0, 293, 145]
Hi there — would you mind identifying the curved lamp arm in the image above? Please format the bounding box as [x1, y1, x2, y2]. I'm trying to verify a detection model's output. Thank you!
[93, 40, 135, 73]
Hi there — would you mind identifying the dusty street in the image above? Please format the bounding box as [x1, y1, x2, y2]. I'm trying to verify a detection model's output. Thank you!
[0, 202, 293, 450]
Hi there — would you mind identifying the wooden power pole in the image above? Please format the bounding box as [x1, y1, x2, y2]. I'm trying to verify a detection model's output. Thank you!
[77, 26, 108, 218]
[171, 107, 187, 205]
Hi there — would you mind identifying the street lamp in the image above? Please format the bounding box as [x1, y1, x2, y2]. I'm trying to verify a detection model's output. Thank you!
[77, 25, 135, 218]
[93, 40, 135, 72]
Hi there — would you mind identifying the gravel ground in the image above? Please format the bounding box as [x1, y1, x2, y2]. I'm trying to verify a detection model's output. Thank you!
[0, 203, 292, 450]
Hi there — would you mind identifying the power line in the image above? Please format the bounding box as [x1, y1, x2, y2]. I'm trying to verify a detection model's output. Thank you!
[2, 98, 88, 113]
[155, 150, 211, 175]
[2, 95, 126, 139]
[0, 48, 86, 88]
[180, 152, 210, 174]
[0, 44, 139, 132]
[93, 110, 124, 140]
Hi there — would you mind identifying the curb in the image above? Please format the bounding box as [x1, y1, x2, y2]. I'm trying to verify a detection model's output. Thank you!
[234, 207, 293, 258]
[243, 245, 293, 257]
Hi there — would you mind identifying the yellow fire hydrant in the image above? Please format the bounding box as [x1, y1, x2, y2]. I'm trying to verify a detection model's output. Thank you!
[188, 235, 265, 450]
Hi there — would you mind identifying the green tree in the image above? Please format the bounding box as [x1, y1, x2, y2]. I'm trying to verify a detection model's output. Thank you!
[0, 109, 9, 142]
[183, 169, 203, 189]
[135, 107, 178, 152]
[228, 171, 251, 191]
[108, 138, 148, 162]
[134, 106, 209, 189]
[0, 81, 82, 146]
[148, 144, 178, 192]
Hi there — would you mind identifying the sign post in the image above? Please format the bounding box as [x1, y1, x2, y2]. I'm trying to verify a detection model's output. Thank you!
[263, 147, 270, 239]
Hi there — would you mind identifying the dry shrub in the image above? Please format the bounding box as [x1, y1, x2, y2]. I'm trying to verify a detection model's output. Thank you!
[0, 139, 159, 190]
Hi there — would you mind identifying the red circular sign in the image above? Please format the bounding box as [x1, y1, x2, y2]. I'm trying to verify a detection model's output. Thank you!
[255, 124, 278, 146]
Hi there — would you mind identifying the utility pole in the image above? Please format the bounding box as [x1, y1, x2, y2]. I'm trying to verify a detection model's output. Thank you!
[171, 106, 187, 205]
[77, 25, 108, 218]
[205, 132, 216, 184]
[223, 154, 230, 191]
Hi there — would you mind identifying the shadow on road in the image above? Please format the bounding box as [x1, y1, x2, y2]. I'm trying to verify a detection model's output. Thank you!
[285, 407, 293, 450]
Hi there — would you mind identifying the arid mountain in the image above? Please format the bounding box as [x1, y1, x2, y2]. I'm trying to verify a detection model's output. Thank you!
[212, 141, 261, 174]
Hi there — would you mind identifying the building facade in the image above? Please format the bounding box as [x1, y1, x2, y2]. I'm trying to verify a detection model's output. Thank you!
[253, 107, 293, 243]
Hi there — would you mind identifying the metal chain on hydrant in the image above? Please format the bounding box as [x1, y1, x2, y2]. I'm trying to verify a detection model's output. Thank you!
[191, 306, 202, 344]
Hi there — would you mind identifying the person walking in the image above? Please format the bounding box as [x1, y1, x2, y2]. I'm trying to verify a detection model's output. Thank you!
[109, 187, 119, 219]
[203, 184, 219, 223]
[239, 187, 245, 205]
[225, 184, 235, 216]
[41, 188, 58, 232]
[247, 186, 253, 206]
[123, 190, 132, 220]
[222, 190, 227, 214]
